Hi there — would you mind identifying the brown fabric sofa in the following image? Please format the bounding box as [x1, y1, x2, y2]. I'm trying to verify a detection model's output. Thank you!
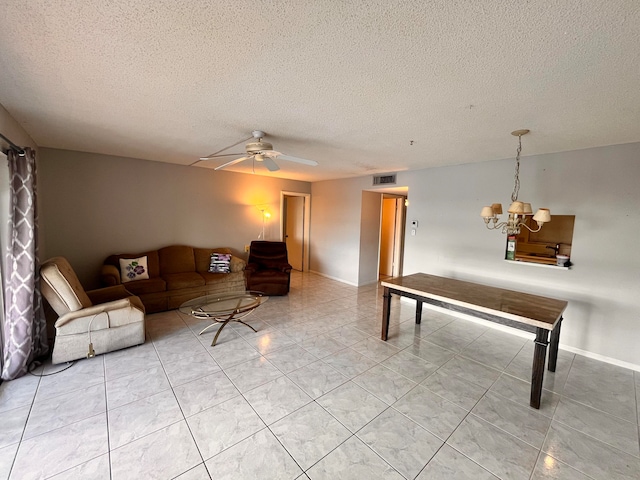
[100, 245, 246, 313]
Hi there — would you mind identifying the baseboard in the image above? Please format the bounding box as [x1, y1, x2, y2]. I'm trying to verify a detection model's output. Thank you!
[557, 345, 640, 373]
[307, 270, 359, 287]
[399, 297, 640, 373]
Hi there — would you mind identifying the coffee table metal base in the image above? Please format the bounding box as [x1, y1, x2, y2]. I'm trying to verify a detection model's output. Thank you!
[179, 292, 268, 347]
[197, 311, 258, 346]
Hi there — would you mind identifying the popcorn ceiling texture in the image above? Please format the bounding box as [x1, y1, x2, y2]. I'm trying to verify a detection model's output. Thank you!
[0, 1, 639, 181]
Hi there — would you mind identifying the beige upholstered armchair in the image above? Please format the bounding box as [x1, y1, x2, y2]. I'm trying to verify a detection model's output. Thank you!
[40, 257, 146, 364]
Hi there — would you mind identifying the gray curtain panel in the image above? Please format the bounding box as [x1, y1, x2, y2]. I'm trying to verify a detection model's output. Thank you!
[1, 148, 48, 380]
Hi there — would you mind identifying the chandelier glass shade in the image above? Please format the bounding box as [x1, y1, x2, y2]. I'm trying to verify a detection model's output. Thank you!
[480, 130, 551, 236]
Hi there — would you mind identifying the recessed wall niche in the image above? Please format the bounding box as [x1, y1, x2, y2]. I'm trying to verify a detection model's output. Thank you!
[507, 215, 575, 267]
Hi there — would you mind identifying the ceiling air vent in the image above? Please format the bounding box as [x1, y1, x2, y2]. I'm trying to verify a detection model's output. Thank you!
[373, 174, 397, 186]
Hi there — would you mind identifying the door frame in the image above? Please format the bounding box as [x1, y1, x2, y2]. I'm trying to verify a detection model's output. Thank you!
[379, 194, 406, 278]
[280, 191, 311, 272]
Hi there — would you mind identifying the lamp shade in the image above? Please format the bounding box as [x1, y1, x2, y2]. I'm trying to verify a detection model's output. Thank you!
[480, 206, 494, 218]
[523, 203, 533, 215]
[491, 203, 503, 215]
[507, 201, 525, 214]
[533, 208, 551, 223]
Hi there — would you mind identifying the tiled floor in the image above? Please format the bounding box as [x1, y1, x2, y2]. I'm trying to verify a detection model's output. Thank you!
[1, 271, 640, 479]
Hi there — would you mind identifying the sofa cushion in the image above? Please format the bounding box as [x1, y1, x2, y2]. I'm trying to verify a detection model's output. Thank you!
[119, 256, 150, 283]
[162, 272, 205, 290]
[248, 270, 290, 284]
[159, 245, 196, 274]
[120, 277, 167, 296]
[106, 251, 160, 278]
[200, 271, 241, 286]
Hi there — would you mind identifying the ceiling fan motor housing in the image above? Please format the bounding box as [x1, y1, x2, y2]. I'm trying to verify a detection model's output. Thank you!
[246, 141, 274, 154]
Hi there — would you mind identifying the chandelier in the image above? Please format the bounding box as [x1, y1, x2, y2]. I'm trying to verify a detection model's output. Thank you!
[480, 130, 551, 235]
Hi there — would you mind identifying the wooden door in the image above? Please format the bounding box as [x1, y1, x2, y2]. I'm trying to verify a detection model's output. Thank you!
[285, 196, 304, 271]
[379, 197, 397, 276]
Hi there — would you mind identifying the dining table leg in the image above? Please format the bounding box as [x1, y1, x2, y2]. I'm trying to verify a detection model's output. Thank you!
[530, 327, 550, 409]
[381, 287, 391, 340]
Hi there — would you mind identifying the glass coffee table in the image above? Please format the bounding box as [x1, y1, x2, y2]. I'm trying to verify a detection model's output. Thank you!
[179, 291, 268, 346]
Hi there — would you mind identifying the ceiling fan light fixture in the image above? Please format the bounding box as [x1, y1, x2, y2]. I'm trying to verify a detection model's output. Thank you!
[246, 141, 273, 154]
[199, 130, 317, 172]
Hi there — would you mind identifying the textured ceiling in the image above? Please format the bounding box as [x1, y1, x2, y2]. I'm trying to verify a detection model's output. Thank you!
[1, 1, 639, 181]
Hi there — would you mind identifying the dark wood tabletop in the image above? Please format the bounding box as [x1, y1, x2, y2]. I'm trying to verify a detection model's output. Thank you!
[381, 273, 567, 330]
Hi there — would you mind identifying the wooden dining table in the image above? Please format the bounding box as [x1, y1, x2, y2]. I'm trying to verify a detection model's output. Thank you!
[380, 273, 568, 409]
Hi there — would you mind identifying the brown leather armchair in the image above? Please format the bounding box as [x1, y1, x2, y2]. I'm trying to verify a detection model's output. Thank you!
[245, 241, 293, 296]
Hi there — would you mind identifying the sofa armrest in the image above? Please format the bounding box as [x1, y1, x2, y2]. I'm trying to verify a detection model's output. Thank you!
[54, 297, 143, 329]
[229, 256, 246, 273]
[280, 263, 293, 273]
[245, 262, 258, 274]
[100, 264, 121, 287]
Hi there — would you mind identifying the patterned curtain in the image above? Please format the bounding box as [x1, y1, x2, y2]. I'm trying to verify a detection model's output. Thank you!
[1, 148, 48, 380]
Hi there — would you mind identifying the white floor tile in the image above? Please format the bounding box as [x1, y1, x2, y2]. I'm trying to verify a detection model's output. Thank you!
[110, 420, 201, 480]
[11, 413, 108, 480]
[5, 272, 636, 480]
[204, 428, 303, 479]
[270, 402, 351, 470]
[186, 396, 266, 460]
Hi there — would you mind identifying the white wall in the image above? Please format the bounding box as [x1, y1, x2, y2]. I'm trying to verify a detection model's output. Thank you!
[310, 176, 387, 285]
[358, 191, 382, 285]
[310, 142, 640, 368]
[38, 148, 310, 288]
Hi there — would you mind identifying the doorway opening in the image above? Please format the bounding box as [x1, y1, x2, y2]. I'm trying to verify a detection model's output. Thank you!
[379, 194, 406, 280]
[280, 192, 311, 272]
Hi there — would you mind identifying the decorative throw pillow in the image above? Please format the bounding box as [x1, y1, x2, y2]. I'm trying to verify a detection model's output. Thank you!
[119, 256, 149, 283]
[209, 253, 232, 273]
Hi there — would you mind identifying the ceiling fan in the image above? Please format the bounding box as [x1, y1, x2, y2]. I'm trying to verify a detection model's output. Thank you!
[199, 130, 318, 172]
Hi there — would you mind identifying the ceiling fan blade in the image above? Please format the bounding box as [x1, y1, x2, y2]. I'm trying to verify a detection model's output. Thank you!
[262, 157, 280, 171]
[213, 156, 251, 170]
[199, 134, 255, 160]
[199, 152, 244, 160]
[275, 154, 318, 166]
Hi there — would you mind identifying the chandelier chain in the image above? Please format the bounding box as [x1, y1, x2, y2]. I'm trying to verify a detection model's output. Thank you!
[511, 134, 522, 202]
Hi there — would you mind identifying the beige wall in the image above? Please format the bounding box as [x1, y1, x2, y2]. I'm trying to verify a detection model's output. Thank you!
[38, 148, 310, 288]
